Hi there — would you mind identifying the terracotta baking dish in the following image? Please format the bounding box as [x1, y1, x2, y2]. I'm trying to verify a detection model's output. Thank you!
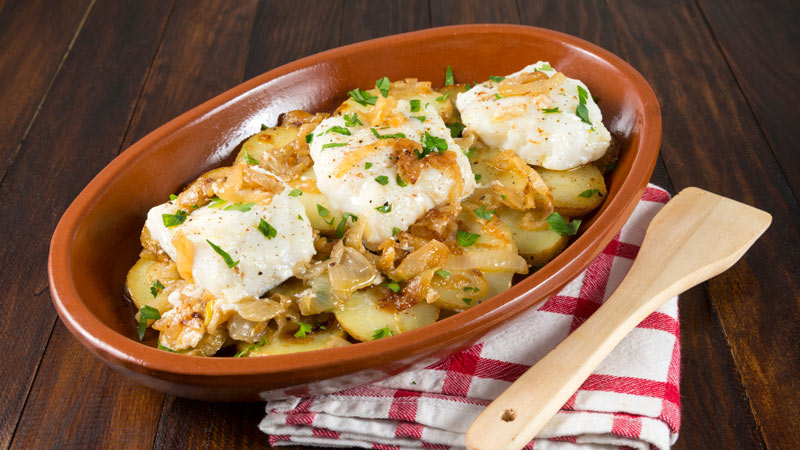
[49, 24, 660, 401]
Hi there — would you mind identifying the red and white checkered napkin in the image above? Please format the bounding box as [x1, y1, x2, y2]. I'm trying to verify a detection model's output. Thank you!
[261, 185, 680, 450]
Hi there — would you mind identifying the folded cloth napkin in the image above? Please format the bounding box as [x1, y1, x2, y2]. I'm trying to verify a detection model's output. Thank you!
[261, 184, 680, 450]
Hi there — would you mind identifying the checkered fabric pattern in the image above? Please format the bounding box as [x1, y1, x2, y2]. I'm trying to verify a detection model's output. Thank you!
[261, 185, 679, 450]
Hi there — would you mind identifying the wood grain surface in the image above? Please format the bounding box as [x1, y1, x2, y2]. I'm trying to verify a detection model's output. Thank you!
[1, 1, 797, 449]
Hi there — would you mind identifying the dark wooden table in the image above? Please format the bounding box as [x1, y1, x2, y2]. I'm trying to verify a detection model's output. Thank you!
[2, 1, 798, 448]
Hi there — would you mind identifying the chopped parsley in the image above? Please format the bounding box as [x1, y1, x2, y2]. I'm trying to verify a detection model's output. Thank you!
[435, 93, 449, 102]
[376, 76, 391, 97]
[371, 128, 406, 139]
[234, 336, 267, 357]
[474, 174, 482, 182]
[150, 280, 165, 298]
[335, 212, 358, 239]
[385, 281, 401, 293]
[375, 175, 389, 185]
[542, 107, 560, 113]
[413, 115, 426, 122]
[137, 305, 161, 340]
[489, 75, 505, 82]
[288, 188, 303, 197]
[298, 214, 303, 220]
[344, 112, 362, 127]
[435, 269, 450, 278]
[500, 194, 507, 201]
[457, 230, 480, 247]
[169, 194, 178, 201]
[224, 202, 255, 212]
[494, 93, 504, 100]
[375, 202, 392, 213]
[410, 99, 421, 112]
[372, 326, 394, 340]
[326, 125, 351, 136]
[305, 133, 313, 144]
[294, 321, 313, 338]
[462, 298, 473, 305]
[206, 239, 239, 268]
[348, 87, 378, 106]
[539, 63, 553, 71]
[260, 124, 269, 131]
[316, 204, 330, 217]
[322, 142, 346, 150]
[463, 147, 477, 158]
[162, 210, 187, 227]
[463, 286, 480, 293]
[392, 227, 400, 237]
[446, 122, 465, 138]
[445, 65, 454, 85]
[158, 344, 177, 353]
[396, 174, 408, 187]
[575, 85, 592, 125]
[473, 206, 495, 220]
[258, 219, 277, 239]
[208, 196, 226, 208]
[579, 189, 601, 198]
[546, 212, 581, 236]
[365, 162, 373, 170]
[244, 148, 259, 165]
[415, 131, 448, 159]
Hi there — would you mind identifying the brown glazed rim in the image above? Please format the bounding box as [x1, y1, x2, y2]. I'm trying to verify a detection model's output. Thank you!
[49, 25, 660, 380]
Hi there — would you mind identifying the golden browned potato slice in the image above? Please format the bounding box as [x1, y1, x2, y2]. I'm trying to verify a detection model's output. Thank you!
[497, 208, 569, 267]
[431, 270, 512, 310]
[235, 124, 299, 166]
[125, 257, 175, 314]
[245, 322, 350, 357]
[334, 288, 440, 342]
[537, 165, 607, 217]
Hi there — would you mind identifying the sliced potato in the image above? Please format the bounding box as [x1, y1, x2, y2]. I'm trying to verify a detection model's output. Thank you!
[497, 208, 568, 267]
[235, 124, 299, 166]
[431, 270, 512, 310]
[537, 164, 607, 217]
[246, 321, 350, 357]
[335, 288, 439, 342]
[125, 257, 174, 314]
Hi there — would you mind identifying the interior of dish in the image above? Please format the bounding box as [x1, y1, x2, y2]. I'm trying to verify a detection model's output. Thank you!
[124, 62, 617, 357]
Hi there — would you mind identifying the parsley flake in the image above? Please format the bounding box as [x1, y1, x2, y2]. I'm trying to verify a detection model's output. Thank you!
[150, 280, 165, 298]
[375, 202, 392, 213]
[385, 281, 401, 293]
[446, 122, 465, 138]
[206, 240, 239, 268]
[546, 212, 581, 236]
[234, 336, 267, 357]
[258, 219, 277, 239]
[436, 93, 449, 102]
[326, 125, 351, 136]
[462, 298, 473, 305]
[372, 326, 394, 340]
[376, 76, 391, 97]
[542, 107, 560, 113]
[365, 162, 373, 169]
[463, 286, 480, 293]
[371, 128, 406, 139]
[294, 321, 313, 338]
[414, 131, 448, 159]
[169, 194, 178, 201]
[138, 305, 161, 340]
[375, 175, 389, 185]
[158, 343, 177, 353]
[494, 93, 504, 100]
[435, 269, 450, 278]
[261, 124, 269, 131]
[224, 202, 255, 212]
[473, 206, 495, 221]
[489, 75, 505, 82]
[208, 196, 226, 208]
[457, 230, 480, 247]
[410, 99, 421, 112]
[413, 115, 426, 122]
[244, 148, 259, 165]
[348, 87, 377, 106]
[575, 85, 592, 125]
[316, 204, 330, 217]
[162, 210, 187, 227]
[335, 212, 358, 239]
[396, 174, 408, 187]
[539, 63, 553, 71]
[474, 173, 482, 182]
[392, 227, 400, 237]
[344, 112, 362, 127]
[288, 188, 303, 197]
[322, 142, 346, 150]
[305, 133, 313, 144]
[579, 189, 600, 198]
[445, 65, 454, 85]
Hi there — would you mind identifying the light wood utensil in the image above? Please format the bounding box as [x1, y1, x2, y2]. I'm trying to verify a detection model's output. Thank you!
[465, 187, 771, 450]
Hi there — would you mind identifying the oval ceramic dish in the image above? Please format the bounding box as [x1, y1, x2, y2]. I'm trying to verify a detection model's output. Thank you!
[49, 24, 660, 401]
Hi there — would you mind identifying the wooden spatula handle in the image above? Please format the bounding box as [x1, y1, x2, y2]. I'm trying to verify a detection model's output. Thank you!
[465, 188, 771, 450]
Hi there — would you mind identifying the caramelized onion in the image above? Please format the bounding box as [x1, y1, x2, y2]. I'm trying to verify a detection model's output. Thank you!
[498, 71, 566, 97]
[391, 240, 451, 281]
[328, 242, 380, 297]
[443, 249, 528, 274]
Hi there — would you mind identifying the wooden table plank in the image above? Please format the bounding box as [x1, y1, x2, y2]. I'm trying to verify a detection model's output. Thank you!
[430, 0, 519, 26]
[697, 0, 800, 201]
[0, 1, 174, 448]
[0, 0, 94, 183]
[607, 1, 800, 449]
[339, 0, 429, 46]
[515, 2, 763, 448]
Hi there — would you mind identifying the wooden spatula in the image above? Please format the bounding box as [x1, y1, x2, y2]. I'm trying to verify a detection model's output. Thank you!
[465, 187, 771, 450]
